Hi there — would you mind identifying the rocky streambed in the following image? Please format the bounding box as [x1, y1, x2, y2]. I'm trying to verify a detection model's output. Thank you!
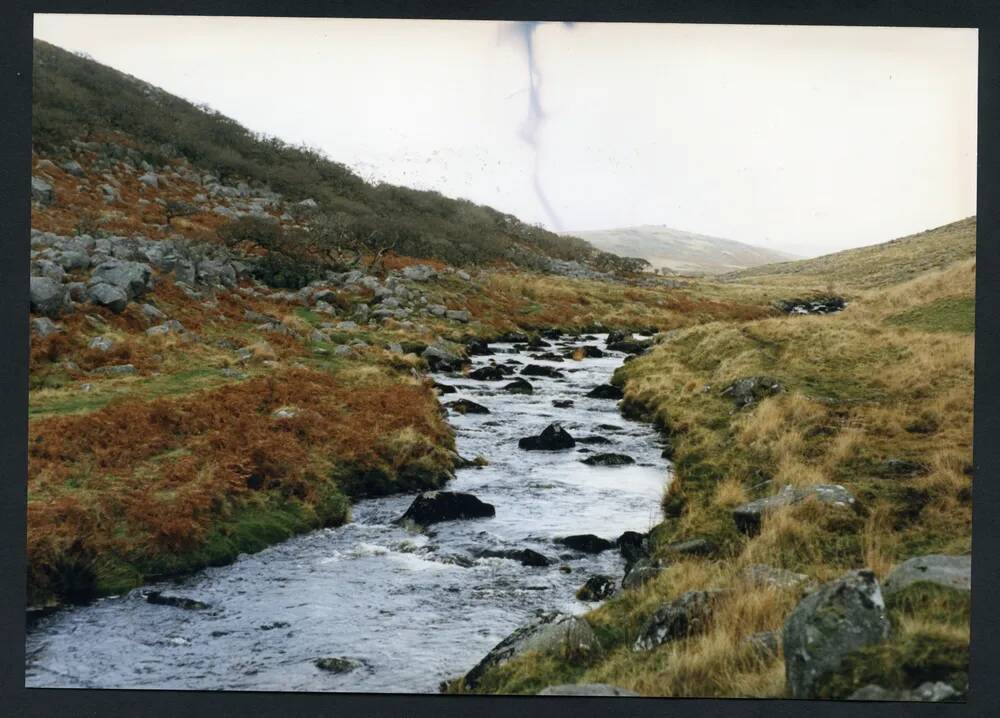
[26, 333, 671, 692]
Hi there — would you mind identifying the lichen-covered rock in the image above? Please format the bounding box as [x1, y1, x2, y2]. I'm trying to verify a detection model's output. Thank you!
[882, 554, 971, 597]
[89, 259, 154, 300]
[31, 176, 55, 205]
[733, 483, 856, 534]
[30, 317, 61, 338]
[29, 276, 68, 317]
[463, 613, 602, 689]
[422, 342, 467, 372]
[621, 558, 666, 590]
[783, 570, 891, 699]
[721, 375, 783, 409]
[633, 590, 722, 651]
[742, 564, 816, 592]
[576, 575, 616, 602]
[86, 283, 128, 313]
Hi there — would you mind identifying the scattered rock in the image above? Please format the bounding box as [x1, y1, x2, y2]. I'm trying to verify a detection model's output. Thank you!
[576, 575, 616, 601]
[776, 296, 846, 315]
[882, 554, 971, 597]
[30, 317, 61, 338]
[31, 176, 55, 205]
[622, 558, 666, 590]
[586, 384, 624, 400]
[468, 365, 508, 381]
[401, 264, 437, 281]
[396, 491, 496, 526]
[86, 283, 128, 313]
[29, 276, 68, 317]
[87, 335, 115, 352]
[721, 376, 783, 409]
[138, 172, 159, 189]
[783, 570, 891, 699]
[140, 303, 166, 321]
[581, 453, 635, 466]
[518, 423, 576, 451]
[663, 537, 715, 556]
[552, 399, 574, 408]
[91, 364, 136, 376]
[144, 591, 209, 610]
[557, 534, 615, 554]
[146, 320, 185, 337]
[61, 160, 85, 177]
[422, 342, 467, 372]
[90, 259, 154, 300]
[463, 613, 602, 689]
[742, 564, 815, 592]
[521, 364, 564, 378]
[633, 590, 722, 651]
[502, 377, 534, 394]
[478, 548, 552, 567]
[446, 309, 471, 323]
[538, 683, 638, 697]
[445, 399, 490, 415]
[733, 484, 857, 535]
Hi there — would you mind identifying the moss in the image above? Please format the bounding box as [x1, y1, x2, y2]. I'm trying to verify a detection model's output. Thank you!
[814, 631, 969, 699]
[886, 583, 971, 628]
[887, 297, 975, 333]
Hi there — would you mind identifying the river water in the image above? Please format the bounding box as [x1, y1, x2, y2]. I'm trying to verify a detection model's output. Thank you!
[26, 334, 669, 692]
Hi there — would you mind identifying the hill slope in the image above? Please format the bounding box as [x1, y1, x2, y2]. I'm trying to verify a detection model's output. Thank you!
[722, 217, 976, 289]
[31, 39, 623, 271]
[567, 225, 797, 274]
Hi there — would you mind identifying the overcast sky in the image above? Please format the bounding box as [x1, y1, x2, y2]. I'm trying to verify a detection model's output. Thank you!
[34, 15, 977, 257]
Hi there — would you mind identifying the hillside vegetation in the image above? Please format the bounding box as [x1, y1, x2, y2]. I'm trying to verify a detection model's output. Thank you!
[722, 217, 976, 288]
[32, 40, 621, 270]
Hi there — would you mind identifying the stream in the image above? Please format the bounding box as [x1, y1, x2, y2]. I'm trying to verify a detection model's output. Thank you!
[25, 333, 670, 692]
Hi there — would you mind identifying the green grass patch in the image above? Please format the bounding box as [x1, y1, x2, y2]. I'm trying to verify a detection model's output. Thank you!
[887, 297, 975, 333]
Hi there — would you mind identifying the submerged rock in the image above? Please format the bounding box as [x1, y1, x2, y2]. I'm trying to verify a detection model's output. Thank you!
[518, 423, 576, 451]
[783, 570, 891, 699]
[463, 613, 602, 689]
[557, 534, 615, 554]
[432, 381, 457, 395]
[520, 364, 564, 378]
[314, 657, 362, 674]
[586, 384, 624, 400]
[552, 399, 574, 408]
[396, 491, 496, 526]
[468, 365, 509, 381]
[144, 592, 210, 610]
[580, 453, 635, 466]
[478, 548, 552, 567]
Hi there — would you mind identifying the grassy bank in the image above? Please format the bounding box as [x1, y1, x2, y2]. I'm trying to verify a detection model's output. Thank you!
[462, 242, 974, 697]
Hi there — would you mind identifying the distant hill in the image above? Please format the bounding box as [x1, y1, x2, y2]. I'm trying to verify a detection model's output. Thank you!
[566, 225, 798, 275]
[722, 217, 976, 289]
[31, 39, 626, 271]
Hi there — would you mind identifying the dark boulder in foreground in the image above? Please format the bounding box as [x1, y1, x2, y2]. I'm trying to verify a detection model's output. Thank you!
[144, 592, 210, 610]
[586, 384, 624, 400]
[617, 530, 650, 571]
[576, 575, 617, 601]
[538, 683, 638, 697]
[502, 377, 534, 394]
[521, 364, 564, 378]
[397, 491, 496, 526]
[557, 534, 615, 554]
[581, 453, 635, 466]
[463, 613, 602, 689]
[478, 548, 552, 567]
[445, 399, 490, 415]
[518, 423, 576, 451]
[783, 570, 891, 699]
[721, 376, 783, 409]
[633, 590, 722, 651]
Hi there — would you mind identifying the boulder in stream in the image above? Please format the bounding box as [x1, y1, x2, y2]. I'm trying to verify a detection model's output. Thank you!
[445, 399, 490, 415]
[520, 364, 564, 378]
[468, 365, 509, 381]
[478, 548, 552, 567]
[396, 491, 496, 526]
[557, 534, 615, 554]
[586, 384, 624, 400]
[518, 423, 576, 451]
[314, 657, 363, 673]
[502, 377, 534, 394]
[144, 591, 210, 610]
[581, 452, 634, 466]
[576, 575, 617, 601]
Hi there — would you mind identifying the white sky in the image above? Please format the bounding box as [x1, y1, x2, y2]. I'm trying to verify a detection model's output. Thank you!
[34, 15, 977, 257]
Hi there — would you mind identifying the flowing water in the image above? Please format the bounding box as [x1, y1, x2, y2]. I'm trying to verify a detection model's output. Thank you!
[26, 334, 670, 692]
